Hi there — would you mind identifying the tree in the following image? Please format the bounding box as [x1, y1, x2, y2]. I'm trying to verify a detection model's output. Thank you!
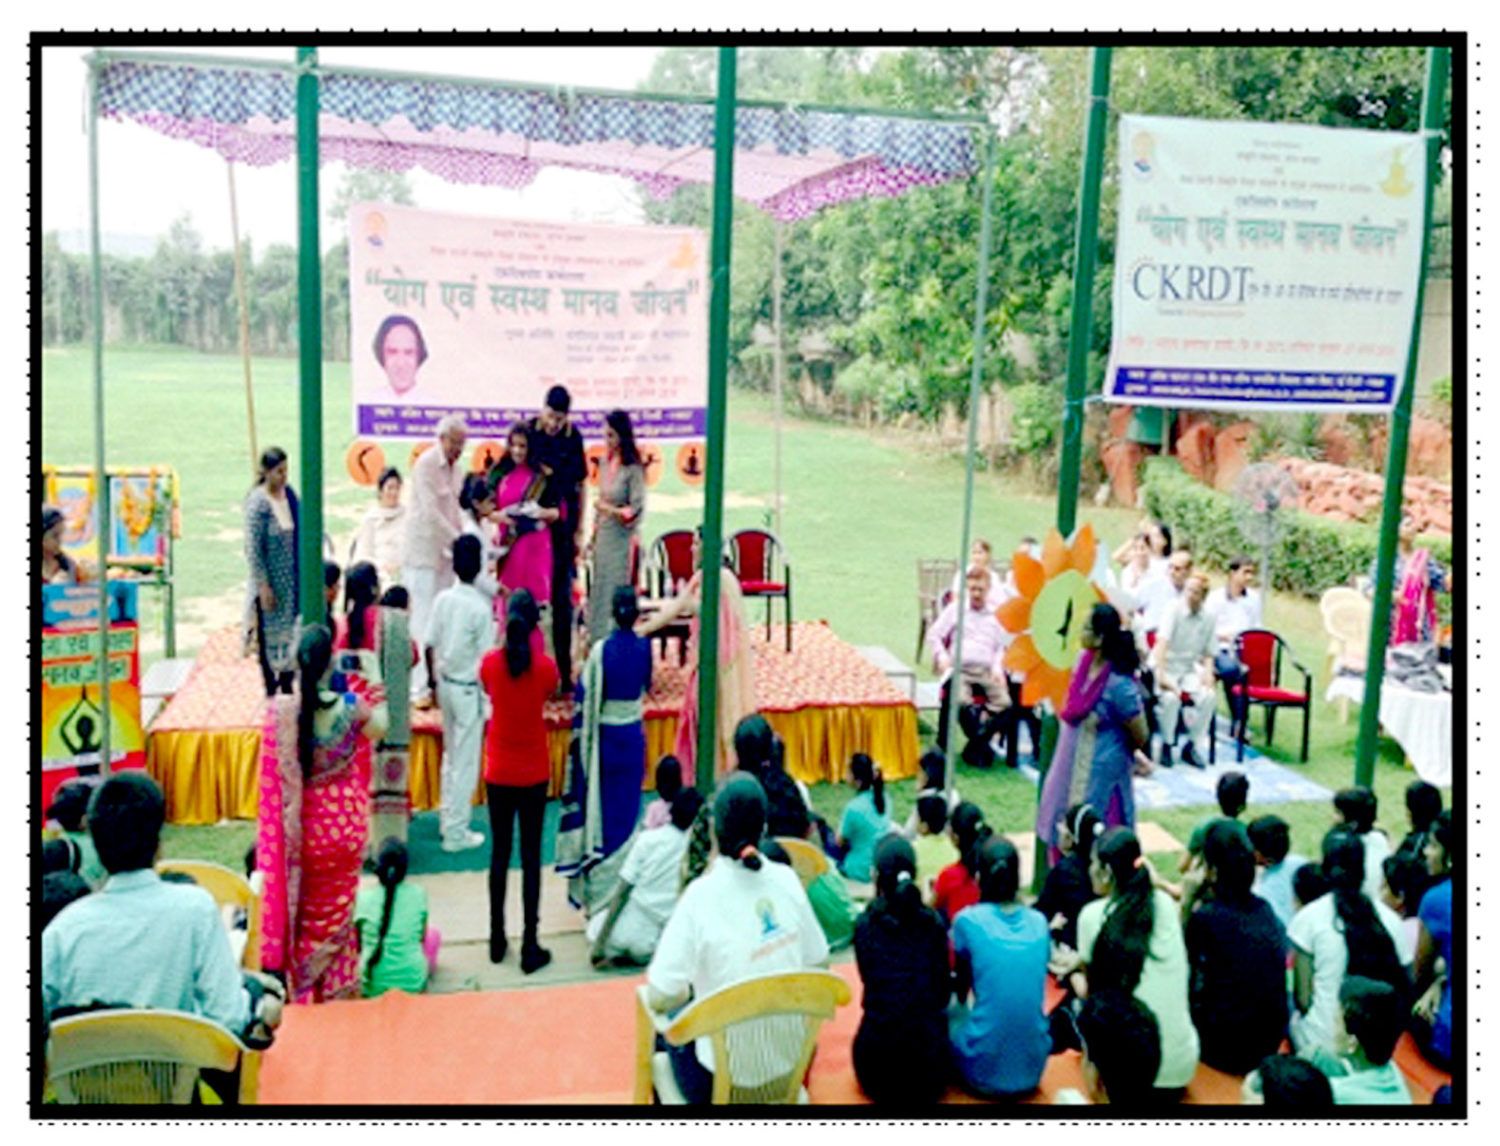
[327, 169, 415, 224]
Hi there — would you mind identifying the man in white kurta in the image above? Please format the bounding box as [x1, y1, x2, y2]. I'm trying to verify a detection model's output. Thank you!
[425, 535, 494, 852]
[1153, 572, 1217, 769]
[404, 415, 467, 700]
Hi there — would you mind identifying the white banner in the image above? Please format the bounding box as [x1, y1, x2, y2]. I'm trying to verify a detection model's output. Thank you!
[1105, 114, 1429, 413]
[349, 203, 708, 441]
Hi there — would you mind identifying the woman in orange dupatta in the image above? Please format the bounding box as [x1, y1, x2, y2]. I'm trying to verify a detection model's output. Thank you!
[639, 529, 756, 780]
[257, 625, 388, 1003]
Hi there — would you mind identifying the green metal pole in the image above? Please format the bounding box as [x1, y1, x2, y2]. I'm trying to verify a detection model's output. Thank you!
[943, 128, 997, 801]
[1354, 46, 1449, 788]
[1037, 46, 1112, 889]
[695, 47, 737, 793]
[86, 59, 111, 774]
[1057, 46, 1112, 539]
[296, 46, 325, 629]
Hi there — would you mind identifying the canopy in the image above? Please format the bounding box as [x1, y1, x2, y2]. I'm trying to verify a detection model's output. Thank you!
[94, 56, 981, 221]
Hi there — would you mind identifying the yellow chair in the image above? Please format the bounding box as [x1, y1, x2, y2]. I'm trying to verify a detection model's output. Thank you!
[1322, 596, 1373, 722]
[773, 836, 830, 889]
[633, 970, 851, 1105]
[47, 1009, 258, 1104]
[157, 860, 263, 972]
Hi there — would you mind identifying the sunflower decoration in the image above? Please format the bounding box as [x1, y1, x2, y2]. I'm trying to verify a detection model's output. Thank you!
[997, 524, 1107, 711]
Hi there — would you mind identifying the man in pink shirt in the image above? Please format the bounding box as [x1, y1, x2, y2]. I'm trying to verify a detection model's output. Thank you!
[928, 566, 1011, 768]
[404, 414, 467, 701]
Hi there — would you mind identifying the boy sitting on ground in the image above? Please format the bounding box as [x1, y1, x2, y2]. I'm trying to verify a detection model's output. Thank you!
[1248, 814, 1307, 931]
[1055, 989, 1162, 1107]
[911, 794, 960, 904]
[1315, 975, 1413, 1106]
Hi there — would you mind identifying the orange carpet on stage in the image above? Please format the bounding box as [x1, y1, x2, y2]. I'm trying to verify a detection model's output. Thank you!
[147, 622, 919, 825]
[256, 962, 1442, 1107]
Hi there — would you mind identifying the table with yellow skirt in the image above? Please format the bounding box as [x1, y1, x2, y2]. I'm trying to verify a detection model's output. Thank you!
[146, 622, 920, 825]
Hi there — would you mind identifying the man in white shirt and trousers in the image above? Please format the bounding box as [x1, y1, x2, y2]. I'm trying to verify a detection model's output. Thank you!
[1152, 572, 1217, 769]
[927, 566, 1010, 769]
[1205, 554, 1263, 739]
[425, 535, 494, 852]
[404, 414, 467, 702]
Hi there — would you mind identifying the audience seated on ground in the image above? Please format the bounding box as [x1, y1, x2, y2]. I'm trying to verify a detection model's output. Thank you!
[911, 794, 960, 903]
[1242, 1053, 1334, 1110]
[41, 871, 91, 931]
[589, 789, 704, 967]
[644, 775, 829, 1106]
[733, 715, 810, 842]
[1059, 989, 1162, 1108]
[1180, 771, 1249, 875]
[40, 773, 283, 1052]
[1379, 853, 1430, 953]
[1074, 827, 1200, 1097]
[1248, 814, 1307, 932]
[642, 756, 684, 832]
[1395, 780, 1444, 865]
[1333, 786, 1394, 902]
[355, 838, 440, 997]
[1185, 821, 1290, 1075]
[46, 781, 106, 888]
[902, 750, 960, 838]
[835, 754, 891, 884]
[932, 802, 988, 926]
[850, 835, 952, 1105]
[949, 836, 1051, 1100]
[1412, 810, 1453, 1071]
[1317, 976, 1413, 1106]
[1035, 803, 1102, 956]
[1288, 829, 1412, 1059]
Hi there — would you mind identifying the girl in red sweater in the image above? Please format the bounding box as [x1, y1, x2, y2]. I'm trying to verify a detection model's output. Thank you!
[480, 589, 559, 973]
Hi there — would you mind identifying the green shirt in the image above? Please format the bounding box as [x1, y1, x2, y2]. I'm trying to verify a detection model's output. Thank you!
[355, 880, 430, 998]
[806, 870, 857, 951]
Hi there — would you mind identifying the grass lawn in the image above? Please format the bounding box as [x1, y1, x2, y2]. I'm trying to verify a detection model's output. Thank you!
[44, 344, 1432, 868]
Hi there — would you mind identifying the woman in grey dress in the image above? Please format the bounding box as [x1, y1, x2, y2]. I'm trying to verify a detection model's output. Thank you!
[588, 410, 646, 648]
[244, 446, 301, 696]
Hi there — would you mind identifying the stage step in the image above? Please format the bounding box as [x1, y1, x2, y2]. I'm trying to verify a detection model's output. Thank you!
[852, 645, 916, 702]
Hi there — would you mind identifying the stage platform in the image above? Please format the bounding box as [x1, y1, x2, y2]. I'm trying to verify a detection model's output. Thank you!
[145, 622, 919, 825]
[256, 961, 1448, 1107]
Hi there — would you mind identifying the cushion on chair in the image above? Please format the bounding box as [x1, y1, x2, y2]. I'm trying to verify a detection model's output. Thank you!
[739, 580, 787, 595]
[1244, 685, 1308, 705]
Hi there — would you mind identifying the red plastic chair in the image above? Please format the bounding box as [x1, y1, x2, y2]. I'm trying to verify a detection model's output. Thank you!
[1232, 628, 1313, 762]
[648, 530, 697, 598]
[725, 529, 793, 651]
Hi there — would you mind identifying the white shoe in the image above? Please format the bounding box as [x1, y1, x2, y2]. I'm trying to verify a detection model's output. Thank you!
[440, 830, 485, 853]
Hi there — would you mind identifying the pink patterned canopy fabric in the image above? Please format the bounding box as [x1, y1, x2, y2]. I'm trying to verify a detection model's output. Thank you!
[96, 58, 981, 220]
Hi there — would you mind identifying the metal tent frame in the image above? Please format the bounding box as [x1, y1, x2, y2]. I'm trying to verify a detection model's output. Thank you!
[78, 44, 998, 796]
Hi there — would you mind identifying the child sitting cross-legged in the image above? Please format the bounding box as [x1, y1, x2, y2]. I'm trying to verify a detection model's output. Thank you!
[355, 838, 441, 998]
[642, 756, 684, 832]
[911, 794, 960, 904]
[1315, 975, 1414, 1106]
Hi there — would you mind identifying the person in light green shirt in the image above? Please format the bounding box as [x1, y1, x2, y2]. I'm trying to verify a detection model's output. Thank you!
[355, 839, 439, 998]
[1316, 975, 1413, 1106]
[911, 794, 960, 904]
[1075, 827, 1200, 1096]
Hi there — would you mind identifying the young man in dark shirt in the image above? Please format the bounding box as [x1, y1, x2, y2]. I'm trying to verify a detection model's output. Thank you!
[525, 385, 588, 689]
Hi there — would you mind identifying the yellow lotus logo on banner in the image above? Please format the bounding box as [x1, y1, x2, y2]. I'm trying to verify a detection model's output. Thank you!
[997, 525, 1107, 710]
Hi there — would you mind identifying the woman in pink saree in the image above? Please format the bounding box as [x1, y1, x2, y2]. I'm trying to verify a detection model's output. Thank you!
[258, 624, 389, 1003]
[493, 423, 558, 611]
[1388, 518, 1449, 646]
[639, 530, 756, 780]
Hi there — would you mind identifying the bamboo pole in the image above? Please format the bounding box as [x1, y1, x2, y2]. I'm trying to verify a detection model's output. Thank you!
[772, 219, 785, 540]
[86, 58, 112, 773]
[227, 159, 259, 483]
[1354, 47, 1450, 787]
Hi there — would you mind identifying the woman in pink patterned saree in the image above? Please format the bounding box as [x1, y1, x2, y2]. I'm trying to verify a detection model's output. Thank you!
[258, 625, 389, 1003]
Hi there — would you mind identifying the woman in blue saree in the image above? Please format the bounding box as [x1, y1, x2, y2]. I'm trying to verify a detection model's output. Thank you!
[557, 586, 654, 918]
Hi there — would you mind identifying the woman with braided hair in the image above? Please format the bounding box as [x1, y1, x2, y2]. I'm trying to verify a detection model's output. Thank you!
[354, 838, 440, 997]
[1075, 827, 1199, 1098]
[1288, 828, 1412, 1058]
[852, 835, 951, 1105]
